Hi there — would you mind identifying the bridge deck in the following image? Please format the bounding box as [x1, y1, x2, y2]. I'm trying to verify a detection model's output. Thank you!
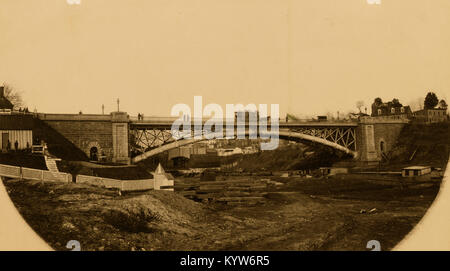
[129, 118, 358, 128]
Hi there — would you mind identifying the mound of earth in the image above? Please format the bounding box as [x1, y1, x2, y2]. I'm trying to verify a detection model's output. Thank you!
[0, 153, 47, 170]
[3, 178, 209, 250]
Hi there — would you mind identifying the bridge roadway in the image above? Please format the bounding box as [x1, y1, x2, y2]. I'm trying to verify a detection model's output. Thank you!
[36, 113, 358, 127]
[128, 116, 359, 128]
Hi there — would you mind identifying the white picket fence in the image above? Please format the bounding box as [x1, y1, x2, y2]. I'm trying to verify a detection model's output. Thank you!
[0, 164, 22, 179]
[0, 163, 159, 191]
[0, 164, 71, 183]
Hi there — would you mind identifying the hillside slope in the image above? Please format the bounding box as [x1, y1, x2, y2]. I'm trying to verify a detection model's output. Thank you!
[235, 143, 351, 172]
[388, 122, 450, 168]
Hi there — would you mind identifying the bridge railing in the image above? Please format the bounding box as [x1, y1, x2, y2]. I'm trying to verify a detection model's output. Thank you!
[130, 116, 359, 126]
[37, 113, 112, 121]
[359, 115, 410, 123]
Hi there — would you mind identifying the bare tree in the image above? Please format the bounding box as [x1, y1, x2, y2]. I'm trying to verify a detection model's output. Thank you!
[326, 111, 335, 120]
[2, 83, 24, 110]
[439, 99, 448, 109]
[408, 97, 424, 111]
[356, 100, 365, 113]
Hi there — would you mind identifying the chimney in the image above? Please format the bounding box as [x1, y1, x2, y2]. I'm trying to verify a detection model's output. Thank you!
[0, 86, 4, 97]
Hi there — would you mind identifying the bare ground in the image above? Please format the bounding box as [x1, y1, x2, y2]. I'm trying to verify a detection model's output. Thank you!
[2, 174, 440, 251]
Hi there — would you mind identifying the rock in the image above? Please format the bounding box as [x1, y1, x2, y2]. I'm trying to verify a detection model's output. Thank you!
[62, 221, 76, 230]
[223, 215, 242, 223]
[360, 209, 367, 214]
[369, 208, 377, 214]
[49, 190, 54, 195]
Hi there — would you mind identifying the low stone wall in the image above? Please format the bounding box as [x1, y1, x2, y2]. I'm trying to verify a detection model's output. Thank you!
[0, 164, 21, 179]
[0, 163, 166, 192]
[0, 164, 70, 183]
[21, 167, 45, 181]
[43, 171, 72, 183]
[121, 179, 155, 191]
[76, 175, 156, 191]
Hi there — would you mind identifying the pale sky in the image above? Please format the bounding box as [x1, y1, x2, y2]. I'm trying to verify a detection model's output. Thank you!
[1, 0, 449, 117]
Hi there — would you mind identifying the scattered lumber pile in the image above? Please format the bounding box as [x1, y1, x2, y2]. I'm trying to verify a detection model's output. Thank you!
[175, 178, 278, 205]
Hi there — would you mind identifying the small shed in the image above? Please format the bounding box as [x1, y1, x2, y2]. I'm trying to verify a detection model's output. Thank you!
[402, 166, 432, 177]
[0, 114, 34, 152]
[319, 167, 348, 176]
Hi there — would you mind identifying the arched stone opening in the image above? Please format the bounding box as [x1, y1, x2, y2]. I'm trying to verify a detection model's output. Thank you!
[86, 141, 102, 161]
[379, 138, 386, 154]
[90, 147, 98, 161]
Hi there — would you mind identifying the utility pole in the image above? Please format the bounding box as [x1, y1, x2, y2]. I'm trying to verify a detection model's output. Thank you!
[102, 104, 105, 115]
[117, 98, 120, 112]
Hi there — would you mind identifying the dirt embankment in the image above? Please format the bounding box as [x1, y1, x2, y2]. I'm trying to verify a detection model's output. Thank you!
[388, 122, 450, 169]
[235, 144, 351, 172]
[3, 172, 440, 251]
[0, 153, 47, 170]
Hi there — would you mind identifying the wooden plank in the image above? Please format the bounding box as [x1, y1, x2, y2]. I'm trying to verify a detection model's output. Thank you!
[195, 193, 221, 199]
[216, 196, 265, 202]
[178, 191, 197, 196]
[199, 185, 226, 190]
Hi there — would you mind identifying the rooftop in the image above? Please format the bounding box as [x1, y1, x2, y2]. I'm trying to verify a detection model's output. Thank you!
[402, 166, 431, 170]
[0, 114, 34, 130]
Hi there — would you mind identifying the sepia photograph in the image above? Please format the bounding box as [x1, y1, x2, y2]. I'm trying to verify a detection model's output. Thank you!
[0, 0, 449, 255]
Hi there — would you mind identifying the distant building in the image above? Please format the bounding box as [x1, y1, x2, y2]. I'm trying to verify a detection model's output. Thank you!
[402, 166, 432, 177]
[348, 112, 369, 120]
[0, 115, 34, 152]
[217, 147, 243, 156]
[371, 99, 412, 118]
[242, 146, 258, 154]
[0, 86, 14, 111]
[192, 143, 207, 155]
[319, 167, 348, 176]
[413, 108, 448, 124]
